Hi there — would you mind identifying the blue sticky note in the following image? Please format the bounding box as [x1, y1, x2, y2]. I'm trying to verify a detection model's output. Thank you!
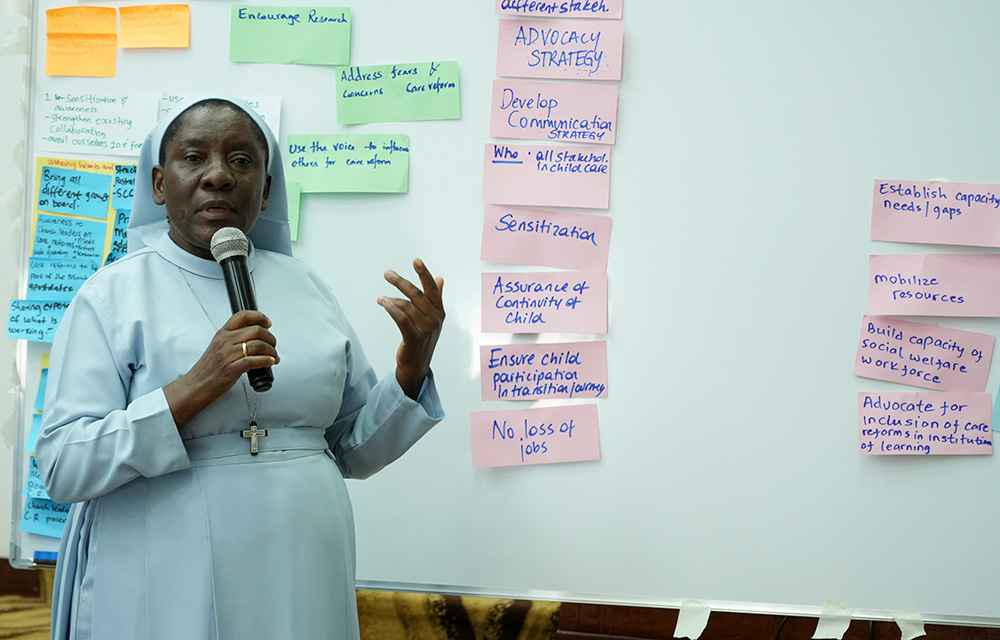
[33, 214, 106, 261]
[37, 166, 112, 220]
[22, 456, 49, 500]
[25, 413, 42, 452]
[104, 209, 130, 266]
[6, 300, 71, 342]
[26, 257, 99, 301]
[20, 497, 70, 539]
[112, 165, 136, 211]
[33, 370, 48, 412]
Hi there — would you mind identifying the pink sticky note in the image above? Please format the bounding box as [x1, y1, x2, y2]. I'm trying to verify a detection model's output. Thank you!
[483, 143, 610, 209]
[869, 254, 1000, 317]
[470, 404, 601, 468]
[482, 271, 607, 333]
[496, 0, 623, 19]
[858, 391, 992, 455]
[480, 341, 607, 401]
[854, 315, 994, 391]
[481, 205, 611, 270]
[490, 79, 618, 144]
[496, 19, 623, 81]
[871, 179, 1000, 247]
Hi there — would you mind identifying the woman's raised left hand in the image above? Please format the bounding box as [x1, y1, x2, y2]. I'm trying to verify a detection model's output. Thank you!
[378, 258, 445, 400]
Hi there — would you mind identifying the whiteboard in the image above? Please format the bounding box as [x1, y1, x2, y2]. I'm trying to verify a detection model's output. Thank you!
[11, 0, 1000, 626]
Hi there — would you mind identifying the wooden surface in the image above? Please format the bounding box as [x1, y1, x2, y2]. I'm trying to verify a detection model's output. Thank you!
[556, 603, 1000, 640]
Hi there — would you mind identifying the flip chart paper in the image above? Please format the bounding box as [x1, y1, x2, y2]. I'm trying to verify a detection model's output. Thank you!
[871, 179, 1000, 247]
[496, 0, 623, 19]
[6, 300, 71, 343]
[481, 204, 611, 270]
[490, 78, 618, 144]
[285, 134, 409, 193]
[482, 271, 607, 333]
[229, 6, 351, 66]
[45, 33, 117, 77]
[119, 5, 190, 48]
[470, 403, 600, 468]
[33, 214, 106, 261]
[483, 143, 610, 209]
[39, 90, 153, 156]
[20, 497, 70, 539]
[46, 6, 117, 34]
[336, 61, 461, 124]
[854, 315, 994, 392]
[480, 341, 608, 401]
[37, 166, 111, 219]
[26, 257, 99, 302]
[858, 391, 992, 455]
[496, 18, 623, 80]
[869, 254, 1000, 317]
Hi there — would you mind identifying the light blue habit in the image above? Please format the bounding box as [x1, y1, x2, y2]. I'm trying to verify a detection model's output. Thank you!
[35, 96, 444, 640]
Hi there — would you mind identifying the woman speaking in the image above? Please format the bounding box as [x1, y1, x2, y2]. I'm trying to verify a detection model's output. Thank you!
[35, 95, 446, 639]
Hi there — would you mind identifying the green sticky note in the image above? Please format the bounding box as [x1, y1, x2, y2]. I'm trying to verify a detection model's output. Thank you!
[286, 181, 301, 241]
[336, 61, 461, 124]
[285, 135, 409, 193]
[229, 6, 351, 65]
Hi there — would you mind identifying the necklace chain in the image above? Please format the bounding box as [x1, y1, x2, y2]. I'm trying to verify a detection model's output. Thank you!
[177, 267, 260, 424]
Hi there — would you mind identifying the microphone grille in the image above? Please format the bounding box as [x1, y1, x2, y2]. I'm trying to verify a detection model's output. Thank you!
[210, 227, 249, 262]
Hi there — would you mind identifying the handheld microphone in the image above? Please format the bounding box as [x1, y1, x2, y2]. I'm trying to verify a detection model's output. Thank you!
[210, 227, 273, 392]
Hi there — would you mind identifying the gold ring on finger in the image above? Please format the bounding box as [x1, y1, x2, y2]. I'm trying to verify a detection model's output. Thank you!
[242, 342, 248, 358]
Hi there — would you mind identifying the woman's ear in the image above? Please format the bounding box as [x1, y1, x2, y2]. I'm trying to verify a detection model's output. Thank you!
[260, 172, 272, 211]
[151, 165, 165, 205]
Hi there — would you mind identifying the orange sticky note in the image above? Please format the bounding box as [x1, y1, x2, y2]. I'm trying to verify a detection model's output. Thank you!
[46, 33, 117, 77]
[46, 6, 117, 35]
[119, 5, 190, 49]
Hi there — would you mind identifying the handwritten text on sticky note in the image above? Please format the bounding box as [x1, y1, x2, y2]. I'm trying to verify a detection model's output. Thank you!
[854, 315, 994, 391]
[869, 254, 1000, 317]
[858, 391, 992, 455]
[336, 61, 461, 124]
[496, 18, 623, 80]
[26, 257, 98, 301]
[285, 135, 409, 193]
[483, 143, 610, 209]
[482, 271, 607, 333]
[6, 300, 71, 343]
[33, 214, 106, 261]
[21, 497, 70, 539]
[496, 0, 623, 19]
[481, 341, 607, 401]
[871, 179, 1000, 247]
[229, 6, 351, 65]
[471, 404, 601, 468]
[490, 78, 618, 144]
[481, 204, 611, 270]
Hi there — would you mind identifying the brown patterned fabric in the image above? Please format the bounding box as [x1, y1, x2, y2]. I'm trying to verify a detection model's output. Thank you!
[357, 590, 561, 640]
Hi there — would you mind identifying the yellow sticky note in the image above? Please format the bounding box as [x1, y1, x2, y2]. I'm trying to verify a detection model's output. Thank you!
[46, 6, 117, 35]
[119, 5, 190, 49]
[46, 33, 117, 77]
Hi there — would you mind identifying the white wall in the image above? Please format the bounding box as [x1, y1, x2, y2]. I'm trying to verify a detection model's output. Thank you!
[0, 3, 31, 559]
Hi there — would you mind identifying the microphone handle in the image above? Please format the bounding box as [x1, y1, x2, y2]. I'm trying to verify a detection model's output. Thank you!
[219, 256, 274, 392]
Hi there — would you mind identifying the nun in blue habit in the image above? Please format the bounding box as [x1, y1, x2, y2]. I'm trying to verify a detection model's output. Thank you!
[35, 95, 446, 640]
